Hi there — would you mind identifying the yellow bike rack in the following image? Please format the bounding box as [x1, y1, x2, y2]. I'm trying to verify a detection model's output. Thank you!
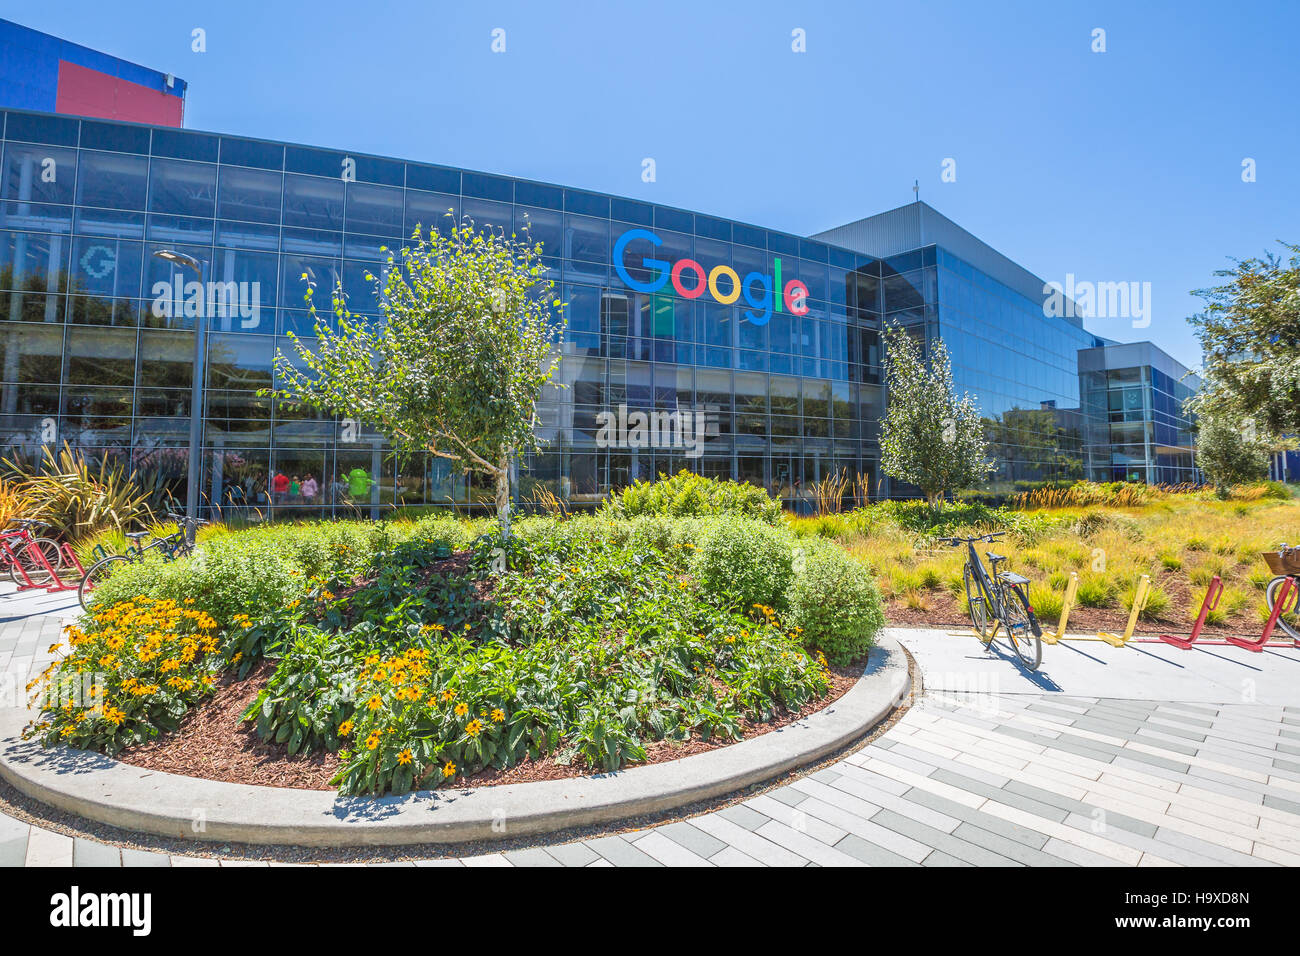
[1040, 572, 1079, 645]
[1096, 574, 1151, 647]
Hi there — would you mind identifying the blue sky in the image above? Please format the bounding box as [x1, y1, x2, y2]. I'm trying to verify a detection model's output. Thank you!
[8, 0, 1297, 369]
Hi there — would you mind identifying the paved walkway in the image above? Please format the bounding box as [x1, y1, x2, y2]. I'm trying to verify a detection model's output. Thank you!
[3, 587, 1300, 867]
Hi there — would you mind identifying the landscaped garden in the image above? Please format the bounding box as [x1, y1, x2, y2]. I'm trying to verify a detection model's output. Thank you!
[24, 475, 887, 796]
[788, 479, 1299, 635]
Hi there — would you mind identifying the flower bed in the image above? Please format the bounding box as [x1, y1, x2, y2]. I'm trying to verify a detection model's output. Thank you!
[25, 513, 886, 797]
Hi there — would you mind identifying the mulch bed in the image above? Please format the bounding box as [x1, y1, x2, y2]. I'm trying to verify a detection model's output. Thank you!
[120, 661, 341, 790]
[116, 657, 864, 792]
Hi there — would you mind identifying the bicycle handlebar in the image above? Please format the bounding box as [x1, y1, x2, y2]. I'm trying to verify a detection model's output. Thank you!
[941, 531, 1007, 545]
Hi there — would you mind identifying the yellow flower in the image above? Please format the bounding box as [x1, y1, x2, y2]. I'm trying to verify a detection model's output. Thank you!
[397, 749, 413, 765]
[490, 708, 505, 722]
[365, 732, 382, 751]
[453, 702, 468, 716]
[442, 761, 456, 778]
[366, 695, 383, 711]
[465, 719, 482, 737]
[338, 720, 354, 737]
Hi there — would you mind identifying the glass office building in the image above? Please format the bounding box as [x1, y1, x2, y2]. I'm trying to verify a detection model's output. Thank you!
[1078, 343, 1201, 484]
[0, 107, 1188, 516]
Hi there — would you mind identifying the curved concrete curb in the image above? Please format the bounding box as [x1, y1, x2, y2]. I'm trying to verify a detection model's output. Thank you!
[0, 633, 910, 847]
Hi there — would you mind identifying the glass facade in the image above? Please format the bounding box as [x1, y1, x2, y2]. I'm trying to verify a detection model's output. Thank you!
[1079, 346, 1200, 484]
[935, 248, 1103, 487]
[0, 108, 1195, 516]
[0, 109, 907, 516]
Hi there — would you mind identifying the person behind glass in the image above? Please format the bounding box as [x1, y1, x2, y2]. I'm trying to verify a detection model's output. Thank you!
[301, 473, 319, 505]
[272, 471, 290, 505]
[289, 475, 301, 504]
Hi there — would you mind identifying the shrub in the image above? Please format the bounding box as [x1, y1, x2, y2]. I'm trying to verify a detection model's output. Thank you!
[24, 597, 220, 754]
[786, 540, 885, 665]
[1029, 581, 1065, 623]
[601, 470, 781, 523]
[1076, 576, 1116, 608]
[242, 625, 363, 756]
[693, 519, 795, 612]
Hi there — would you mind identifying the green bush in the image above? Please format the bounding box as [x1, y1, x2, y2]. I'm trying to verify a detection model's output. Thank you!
[786, 540, 884, 665]
[600, 470, 781, 523]
[85, 517, 484, 626]
[693, 519, 794, 612]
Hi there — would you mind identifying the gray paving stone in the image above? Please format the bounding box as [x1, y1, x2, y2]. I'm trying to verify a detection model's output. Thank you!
[869, 808, 1023, 866]
[1137, 720, 1207, 743]
[709, 846, 766, 867]
[1108, 747, 1190, 773]
[755, 820, 865, 866]
[73, 838, 121, 867]
[120, 848, 172, 867]
[904, 788, 1051, 850]
[765, 786, 808, 808]
[951, 822, 1074, 866]
[716, 803, 770, 831]
[542, 842, 600, 867]
[503, 847, 562, 867]
[1002, 780, 1159, 839]
[1262, 793, 1300, 817]
[1059, 812, 1242, 868]
[1150, 826, 1276, 867]
[584, 835, 663, 867]
[657, 821, 728, 859]
[929, 767, 1070, 823]
[832, 832, 920, 867]
[0, 826, 28, 868]
[921, 850, 972, 866]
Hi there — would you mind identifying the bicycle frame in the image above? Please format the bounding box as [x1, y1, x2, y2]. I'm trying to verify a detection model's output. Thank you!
[962, 539, 1009, 621]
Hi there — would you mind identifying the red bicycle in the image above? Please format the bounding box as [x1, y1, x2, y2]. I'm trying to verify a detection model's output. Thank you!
[0, 519, 66, 587]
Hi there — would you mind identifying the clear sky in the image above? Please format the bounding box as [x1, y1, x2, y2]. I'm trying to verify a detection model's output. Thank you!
[7, 0, 1296, 369]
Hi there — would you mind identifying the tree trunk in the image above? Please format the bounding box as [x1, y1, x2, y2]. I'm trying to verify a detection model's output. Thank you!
[495, 451, 512, 540]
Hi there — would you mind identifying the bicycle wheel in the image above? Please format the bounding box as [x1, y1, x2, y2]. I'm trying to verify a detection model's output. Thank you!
[8, 537, 64, 586]
[78, 554, 128, 611]
[964, 564, 994, 641]
[1000, 582, 1042, 670]
[1265, 576, 1300, 642]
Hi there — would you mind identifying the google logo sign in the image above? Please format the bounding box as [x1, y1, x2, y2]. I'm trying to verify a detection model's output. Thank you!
[613, 228, 809, 326]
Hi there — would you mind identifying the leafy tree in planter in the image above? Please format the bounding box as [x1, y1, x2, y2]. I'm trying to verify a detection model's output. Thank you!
[271, 220, 565, 537]
[1188, 243, 1300, 436]
[1194, 406, 1272, 497]
[879, 325, 993, 506]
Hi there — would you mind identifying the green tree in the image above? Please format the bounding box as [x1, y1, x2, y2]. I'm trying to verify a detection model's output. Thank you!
[1194, 406, 1272, 497]
[272, 221, 565, 537]
[879, 326, 993, 506]
[1188, 243, 1300, 435]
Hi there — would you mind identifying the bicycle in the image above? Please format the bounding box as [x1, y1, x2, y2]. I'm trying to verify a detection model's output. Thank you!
[77, 513, 202, 610]
[0, 518, 66, 587]
[1263, 546, 1300, 642]
[943, 531, 1043, 670]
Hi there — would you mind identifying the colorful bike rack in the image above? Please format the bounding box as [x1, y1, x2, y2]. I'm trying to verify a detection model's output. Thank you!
[1040, 572, 1079, 646]
[1096, 574, 1151, 647]
[1158, 576, 1223, 649]
[4, 539, 83, 594]
[1224, 575, 1297, 652]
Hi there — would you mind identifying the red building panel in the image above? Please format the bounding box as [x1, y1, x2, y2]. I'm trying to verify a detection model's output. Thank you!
[54, 59, 183, 127]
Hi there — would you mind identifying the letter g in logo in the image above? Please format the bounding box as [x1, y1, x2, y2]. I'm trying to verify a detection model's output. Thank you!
[613, 228, 670, 294]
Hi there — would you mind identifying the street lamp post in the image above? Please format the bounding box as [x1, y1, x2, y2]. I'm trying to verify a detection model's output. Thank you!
[152, 249, 206, 545]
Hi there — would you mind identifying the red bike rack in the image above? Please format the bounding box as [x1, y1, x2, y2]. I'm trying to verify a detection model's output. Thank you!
[1158, 576, 1223, 649]
[1225, 576, 1297, 652]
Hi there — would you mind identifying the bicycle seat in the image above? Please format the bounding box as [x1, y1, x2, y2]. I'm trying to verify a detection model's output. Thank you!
[125, 531, 150, 539]
[986, 552, 1006, 564]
